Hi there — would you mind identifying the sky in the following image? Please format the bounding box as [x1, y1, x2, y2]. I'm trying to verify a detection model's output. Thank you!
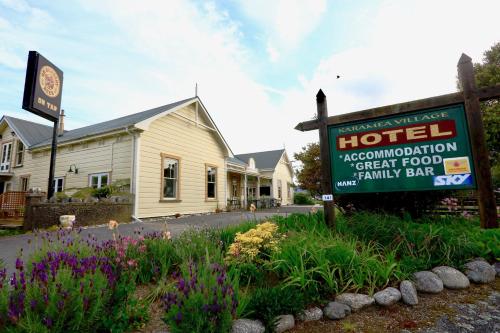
[0, 0, 499, 165]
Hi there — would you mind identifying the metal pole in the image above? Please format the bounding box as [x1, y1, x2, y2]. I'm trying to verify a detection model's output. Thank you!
[457, 54, 498, 229]
[47, 119, 59, 200]
[317, 89, 335, 227]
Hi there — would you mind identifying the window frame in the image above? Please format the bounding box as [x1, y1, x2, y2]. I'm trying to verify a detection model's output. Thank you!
[53, 177, 65, 193]
[205, 164, 217, 201]
[15, 140, 24, 167]
[88, 172, 110, 189]
[19, 175, 30, 192]
[160, 153, 181, 202]
[0, 141, 12, 172]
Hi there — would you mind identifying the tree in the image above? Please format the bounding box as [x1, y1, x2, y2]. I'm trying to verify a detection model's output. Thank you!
[472, 42, 500, 166]
[293, 142, 322, 196]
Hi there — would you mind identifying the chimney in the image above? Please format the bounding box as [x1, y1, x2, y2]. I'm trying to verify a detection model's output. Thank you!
[58, 109, 65, 136]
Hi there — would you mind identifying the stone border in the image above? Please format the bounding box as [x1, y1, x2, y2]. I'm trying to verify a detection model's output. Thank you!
[231, 259, 499, 333]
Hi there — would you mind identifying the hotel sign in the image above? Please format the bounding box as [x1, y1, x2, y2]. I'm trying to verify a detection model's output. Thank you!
[328, 104, 476, 193]
[22, 51, 63, 122]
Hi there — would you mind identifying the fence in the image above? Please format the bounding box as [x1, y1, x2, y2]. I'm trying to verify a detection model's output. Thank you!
[24, 193, 132, 230]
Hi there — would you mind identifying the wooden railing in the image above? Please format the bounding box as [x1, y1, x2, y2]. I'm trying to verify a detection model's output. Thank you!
[0, 191, 26, 218]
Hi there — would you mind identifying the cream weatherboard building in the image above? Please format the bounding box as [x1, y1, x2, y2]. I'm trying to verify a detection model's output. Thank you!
[0, 97, 294, 219]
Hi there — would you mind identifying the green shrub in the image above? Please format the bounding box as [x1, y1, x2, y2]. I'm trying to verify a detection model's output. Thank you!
[293, 192, 314, 205]
[242, 286, 306, 333]
[92, 185, 112, 198]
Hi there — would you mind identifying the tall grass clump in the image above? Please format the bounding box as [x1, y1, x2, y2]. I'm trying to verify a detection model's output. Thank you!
[270, 230, 401, 296]
[336, 212, 500, 273]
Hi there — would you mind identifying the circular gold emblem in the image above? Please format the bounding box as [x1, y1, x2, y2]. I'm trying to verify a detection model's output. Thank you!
[39, 65, 60, 98]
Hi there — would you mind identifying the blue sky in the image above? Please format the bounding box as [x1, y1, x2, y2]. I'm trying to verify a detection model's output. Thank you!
[0, 0, 499, 158]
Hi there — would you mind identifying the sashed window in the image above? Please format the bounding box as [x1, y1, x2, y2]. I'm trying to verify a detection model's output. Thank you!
[20, 176, 29, 192]
[89, 173, 109, 189]
[16, 141, 24, 166]
[206, 166, 217, 199]
[163, 157, 179, 199]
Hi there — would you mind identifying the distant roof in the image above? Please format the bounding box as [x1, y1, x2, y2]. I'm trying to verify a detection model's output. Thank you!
[227, 156, 247, 166]
[235, 149, 285, 170]
[2, 116, 53, 147]
[31, 97, 196, 148]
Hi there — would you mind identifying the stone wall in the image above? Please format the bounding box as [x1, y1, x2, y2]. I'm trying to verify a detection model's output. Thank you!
[24, 193, 132, 230]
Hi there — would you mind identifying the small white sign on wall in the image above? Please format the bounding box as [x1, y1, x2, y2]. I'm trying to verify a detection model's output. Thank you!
[322, 194, 333, 201]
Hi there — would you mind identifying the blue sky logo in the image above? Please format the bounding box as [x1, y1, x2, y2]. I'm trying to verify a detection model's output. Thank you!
[433, 174, 472, 186]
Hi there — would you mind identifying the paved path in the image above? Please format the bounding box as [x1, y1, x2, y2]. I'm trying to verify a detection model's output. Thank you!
[0, 206, 314, 274]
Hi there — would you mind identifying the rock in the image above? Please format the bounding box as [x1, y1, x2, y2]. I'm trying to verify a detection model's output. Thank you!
[374, 287, 401, 306]
[323, 301, 351, 320]
[400, 280, 418, 305]
[492, 262, 500, 277]
[275, 315, 294, 333]
[231, 319, 265, 333]
[335, 293, 374, 311]
[432, 266, 470, 289]
[413, 271, 444, 293]
[297, 307, 322, 322]
[59, 215, 76, 229]
[464, 260, 496, 283]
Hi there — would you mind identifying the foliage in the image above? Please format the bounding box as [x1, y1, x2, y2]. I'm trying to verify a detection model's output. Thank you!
[70, 187, 94, 200]
[473, 42, 500, 165]
[242, 286, 306, 333]
[293, 192, 314, 205]
[270, 228, 401, 296]
[293, 142, 322, 196]
[92, 185, 112, 199]
[226, 222, 283, 264]
[336, 212, 500, 272]
[0, 254, 112, 332]
[162, 258, 238, 333]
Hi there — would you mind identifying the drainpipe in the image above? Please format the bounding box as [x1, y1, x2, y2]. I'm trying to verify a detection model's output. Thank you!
[125, 126, 140, 222]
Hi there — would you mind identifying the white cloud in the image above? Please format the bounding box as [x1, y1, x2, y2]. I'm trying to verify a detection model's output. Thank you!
[276, 0, 500, 160]
[239, 0, 327, 56]
[266, 41, 280, 62]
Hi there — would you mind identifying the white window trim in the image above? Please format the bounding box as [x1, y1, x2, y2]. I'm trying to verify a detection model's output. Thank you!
[206, 164, 217, 200]
[88, 172, 110, 189]
[53, 177, 64, 193]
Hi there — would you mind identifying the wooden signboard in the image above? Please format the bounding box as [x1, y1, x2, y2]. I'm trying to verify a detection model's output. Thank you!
[295, 54, 499, 229]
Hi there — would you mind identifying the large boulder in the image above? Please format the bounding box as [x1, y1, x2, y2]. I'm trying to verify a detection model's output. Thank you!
[431, 266, 470, 289]
[464, 260, 496, 283]
[374, 287, 401, 306]
[494, 262, 500, 277]
[297, 307, 323, 322]
[323, 301, 351, 320]
[275, 315, 295, 333]
[335, 293, 374, 311]
[400, 280, 418, 305]
[413, 271, 443, 293]
[231, 319, 265, 333]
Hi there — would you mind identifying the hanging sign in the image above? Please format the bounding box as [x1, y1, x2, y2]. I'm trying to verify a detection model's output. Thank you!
[22, 51, 63, 122]
[329, 104, 476, 193]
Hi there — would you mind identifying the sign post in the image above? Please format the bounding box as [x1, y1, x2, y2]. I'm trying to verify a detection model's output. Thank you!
[457, 54, 497, 228]
[295, 53, 499, 229]
[317, 89, 335, 227]
[22, 51, 63, 200]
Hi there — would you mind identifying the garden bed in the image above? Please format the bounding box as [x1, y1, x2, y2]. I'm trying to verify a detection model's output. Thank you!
[0, 212, 498, 332]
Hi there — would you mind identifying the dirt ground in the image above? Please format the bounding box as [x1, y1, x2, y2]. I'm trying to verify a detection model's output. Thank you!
[291, 279, 499, 333]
